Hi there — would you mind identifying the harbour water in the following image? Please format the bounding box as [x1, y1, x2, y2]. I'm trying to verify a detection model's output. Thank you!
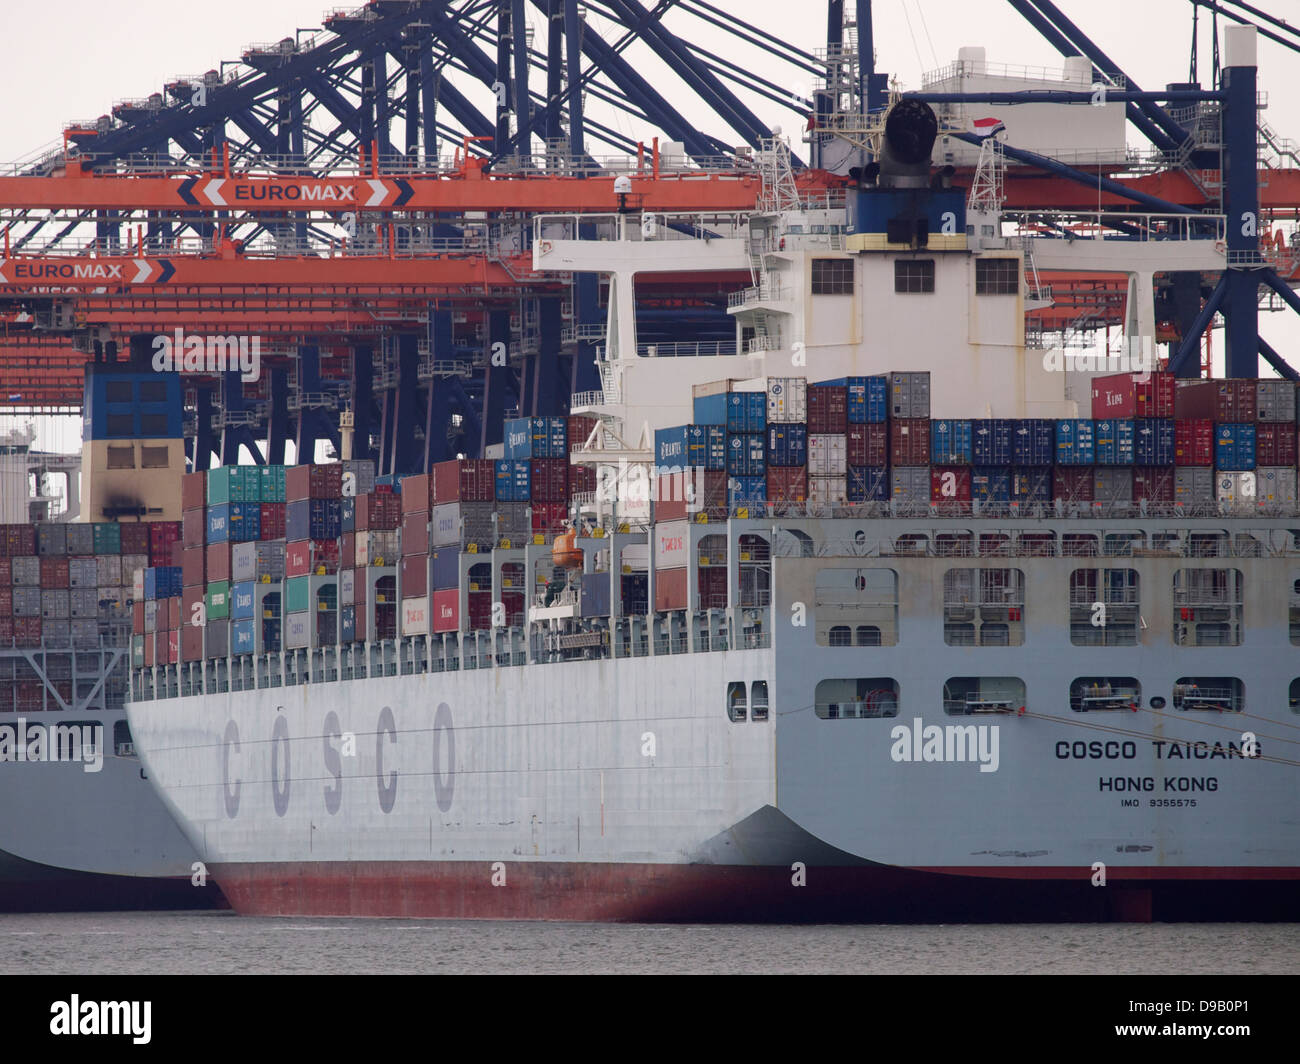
[1, 912, 1296, 975]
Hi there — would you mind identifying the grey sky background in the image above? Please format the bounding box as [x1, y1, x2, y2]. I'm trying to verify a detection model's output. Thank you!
[1, 0, 1298, 454]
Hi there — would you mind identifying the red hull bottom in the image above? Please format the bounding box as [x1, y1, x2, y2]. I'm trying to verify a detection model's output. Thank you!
[213, 860, 1300, 923]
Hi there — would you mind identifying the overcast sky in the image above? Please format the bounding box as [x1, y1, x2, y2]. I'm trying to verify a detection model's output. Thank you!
[2, 0, 1298, 453]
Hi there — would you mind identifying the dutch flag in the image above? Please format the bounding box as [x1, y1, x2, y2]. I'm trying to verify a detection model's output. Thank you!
[972, 116, 1006, 139]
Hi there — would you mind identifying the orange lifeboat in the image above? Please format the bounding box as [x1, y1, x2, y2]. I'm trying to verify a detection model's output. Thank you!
[552, 528, 584, 569]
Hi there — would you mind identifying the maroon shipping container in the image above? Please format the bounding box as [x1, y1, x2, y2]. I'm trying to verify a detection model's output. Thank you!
[1052, 466, 1095, 502]
[182, 508, 206, 549]
[501, 590, 525, 628]
[766, 466, 808, 504]
[1173, 380, 1215, 420]
[400, 555, 428, 599]
[357, 492, 401, 531]
[259, 503, 286, 540]
[206, 542, 232, 584]
[931, 466, 972, 502]
[150, 521, 181, 547]
[569, 464, 597, 497]
[1255, 422, 1298, 467]
[0, 616, 11, 643]
[654, 471, 690, 522]
[808, 384, 848, 433]
[0, 587, 11, 616]
[698, 565, 728, 610]
[133, 601, 144, 634]
[531, 502, 568, 533]
[3, 526, 36, 556]
[167, 597, 181, 630]
[400, 474, 430, 514]
[1133, 466, 1174, 503]
[142, 635, 154, 666]
[654, 567, 689, 611]
[340, 532, 356, 570]
[168, 542, 184, 568]
[39, 556, 70, 588]
[1090, 372, 1176, 419]
[0, 557, 10, 584]
[432, 459, 496, 504]
[889, 419, 931, 466]
[119, 523, 150, 555]
[181, 547, 205, 588]
[467, 591, 493, 631]
[530, 458, 569, 503]
[13, 616, 41, 647]
[848, 423, 889, 467]
[180, 625, 203, 663]
[182, 471, 207, 513]
[1175, 419, 1214, 466]
[286, 463, 343, 501]
[1220, 379, 1257, 422]
[1174, 379, 1256, 421]
[568, 415, 600, 452]
[401, 512, 429, 555]
[182, 586, 204, 624]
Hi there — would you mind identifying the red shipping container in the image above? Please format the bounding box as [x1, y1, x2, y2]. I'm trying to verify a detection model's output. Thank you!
[766, 466, 808, 504]
[352, 566, 367, 612]
[1133, 466, 1174, 503]
[0, 616, 11, 644]
[400, 474, 430, 514]
[40, 556, 70, 588]
[6, 526, 36, 556]
[206, 542, 232, 584]
[400, 555, 428, 598]
[168, 597, 182, 630]
[166, 629, 179, 664]
[432, 459, 495, 504]
[340, 532, 356, 570]
[1052, 466, 1095, 502]
[568, 415, 599, 452]
[1175, 419, 1214, 466]
[0, 557, 10, 584]
[1090, 372, 1176, 419]
[285, 539, 339, 577]
[149, 521, 181, 550]
[1174, 379, 1256, 422]
[569, 464, 597, 496]
[286, 463, 343, 501]
[259, 503, 286, 540]
[432, 588, 459, 632]
[1173, 380, 1216, 420]
[808, 385, 848, 433]
[467, 592, 493, 631]
[931, 466, 972, 502]
[697, 565, 728, 610]
[654, 566, 689, 611]
[181, 471, 207, 512]
[181, 547, 206, 588]
[501, 590, 525, 628]
[1221, 379, 1257, 422]
[133, 600, 144, 634]
[848, 423, 889, 467]
[356, 493, 401, 531]
[182, 508, 206, 549]
[529, 459, 569, 503]
[143, 635, 154, 666]
[180, 625, 203, 663]
[183, 586, 204, 623]
[401, 512, 429, 556]
[14, 616, 41, 646]
[889, 419, 931, 466]
[1255, 422, 1298, 467]
[119, 523, 150, 555]
[167, 542, 184, 568]
[531, 502, 568, 533]
[0, 587, 11, 616]
[655, 471, 691, 521]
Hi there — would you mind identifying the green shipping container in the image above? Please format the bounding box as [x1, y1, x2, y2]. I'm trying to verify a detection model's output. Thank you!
[259, 464, 287, 503]
[206, 580, 231, 620]
[285, 575, 311, 614]
[92, 522, 121, 555]
[131, 635, 145, 668]
[207, 466, 261, 506]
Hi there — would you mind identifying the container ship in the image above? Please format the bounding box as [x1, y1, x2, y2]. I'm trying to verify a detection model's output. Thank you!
[122, 74, 1300, 921]
[0, 397, 219, 910]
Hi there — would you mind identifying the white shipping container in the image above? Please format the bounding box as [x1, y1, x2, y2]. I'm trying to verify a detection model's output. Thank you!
[12, 556, 40, 586]
[1216, 471, 1257, 513]
[284, 611, 312, 649]
[808, 434, 848, 476]
[766, 377, 808, 424]
[122, 555, 149, 592]
[357, 530, 400, 565]
[1255, 467, 1298, 509]
[144, 600, 159, 633]
[340, 568, 355, 607]
[401, 596, 430, 636]
[654, 519, 690, 570]
[98, 586, 122, 609]
[808, 475, 847, 506]
[68, 557, 98, 587]
[96, 555, 121, 586]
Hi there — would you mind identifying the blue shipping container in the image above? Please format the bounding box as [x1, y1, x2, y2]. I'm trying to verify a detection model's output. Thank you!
[431, 549, 460, 591]
[1094, 419, 1136, 465]
[726, 392, 767, 433]
[686, 424, 727, 471]
[847, 465, 889, 501]
[844, 376, 889, 424]
[1133, 419, 1176, 465]
[971, 466, 1011, 502]
[692, 394, 727, 426]
[503, 416, 567, 459]
[143, 567, 182, 601]
[971, 419, 1014, 465]
[262, 618, 282, 652]
[655, 426, 692, 467]
[726, 433, 767, 477]
[728, 475, 766, 508]
[494, 460, 532, 501]
[1013, 420, 1056, 466]
[230, 581, 256, 621]
[286, 498, 342, 541]
[766, 424, 808, 467]
[340, 605, 356, 644]
[1214, 423, 1257, 471]
[1055, 419, 1096, 465]
[1010, 467, 1052, 502]
[931, 420, 973, 465]
[232, 618, 256, 655]
[206, 505, 230, 544]
[341, 497, 356, 533]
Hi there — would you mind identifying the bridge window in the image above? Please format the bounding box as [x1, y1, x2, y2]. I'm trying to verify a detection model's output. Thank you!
[727, 681, 747, 722]
[943, 568, 1024, 646]
[751, 681, 769, 722]
[1173, 569, 1243, 646]
[1016, 532, 1056, 557]
[816, 568, 898, 647]
[815, 677, 899, 719]
[812, 258, 854, 295]
[1070, 569, 1139, 646]
[894, 259, 934, 294]
[1070, 677, 1141, 712]
[935, 531, 974, 557]
[943, 676, 1025, 715]
[976, 258, 1019, 295]
[1063, 533, 1098, 557]
[1173, 677, 1244, 713]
